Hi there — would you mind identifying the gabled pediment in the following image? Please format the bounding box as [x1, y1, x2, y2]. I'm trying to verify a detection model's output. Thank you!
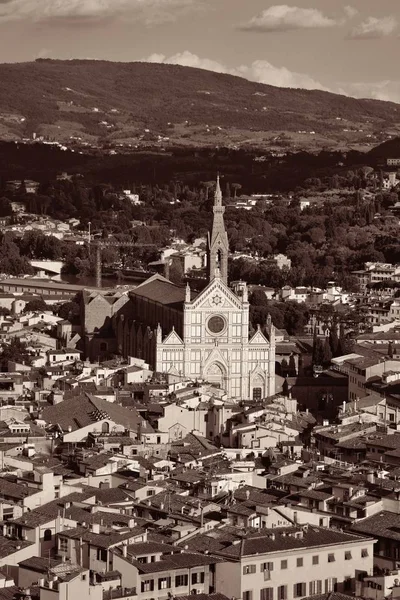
[188, 277, 243, 310]
[162, 329, 184, 346]
[249, 329, 270, 346]
[203, 348, 229, 370]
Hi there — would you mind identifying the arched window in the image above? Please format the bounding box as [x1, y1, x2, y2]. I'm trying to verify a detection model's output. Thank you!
[101, 422, 110, 434]
[44, 529, 52, 541]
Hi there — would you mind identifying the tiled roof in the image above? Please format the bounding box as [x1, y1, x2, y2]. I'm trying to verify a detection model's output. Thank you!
[174, 594, 229, 600]
[351, 510, 400, 540]
[59, 525, 146, 548]
[0, 538, 34, 559]
[10, 491, 96, 528]
[302, 593, 362, 600]
[41, 393, 141, 433]
[135, 552, 222, 573]
[298, 489, 334, 501]
[19, 556, 63, 572]
[215, 526, 373, 557]
[131, 275, 194, 308]
[126, 541, 176, 556]
[0, 477, 37, 500]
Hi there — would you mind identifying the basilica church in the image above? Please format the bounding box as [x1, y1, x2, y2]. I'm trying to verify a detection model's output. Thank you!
[113, 177, 276, 400]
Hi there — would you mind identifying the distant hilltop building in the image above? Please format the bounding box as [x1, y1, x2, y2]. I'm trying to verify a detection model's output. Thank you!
[387, 158, 400, 167]
[83, 177, 276, 400]
[265, 254, 291, 270]
[353, 262, 400, 293]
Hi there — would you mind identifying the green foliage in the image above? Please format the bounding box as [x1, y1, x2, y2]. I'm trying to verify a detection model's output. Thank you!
[0, 338, 32, 371]
[249, 293, 308, 335]
[24, 298, 48, 312]
[0, 60, 397, 145]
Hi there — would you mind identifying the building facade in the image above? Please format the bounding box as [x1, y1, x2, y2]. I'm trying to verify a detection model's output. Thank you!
[114, 177, 276, 400]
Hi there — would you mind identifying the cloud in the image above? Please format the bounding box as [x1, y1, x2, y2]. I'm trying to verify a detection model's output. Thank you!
[144, 51, 400, 103]
[0, 0, 195, 24]
[144, 51, 330, 92]
[339, 80, 400, 103]
[239, 5, 337, 32]
[349, 15, 398, 39]
[344, 5, 358, 19]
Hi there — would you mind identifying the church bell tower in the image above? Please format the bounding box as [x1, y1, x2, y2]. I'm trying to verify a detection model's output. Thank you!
[207, 175, 229, 285]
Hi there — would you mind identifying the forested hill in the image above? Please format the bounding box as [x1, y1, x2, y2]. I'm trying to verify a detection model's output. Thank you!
[0, 59, 399, 150]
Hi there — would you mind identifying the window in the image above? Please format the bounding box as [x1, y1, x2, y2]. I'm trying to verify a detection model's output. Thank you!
[96, 549, 107, 562]
[328, 553, 335, 563]
[192, 573, 205, 585]
[361, 548, 369, 558]
[44, 529, 52, 542]
[138, 557, 147, 564]
[141, 580, 154, 593]
[175, 575, 188, 587]
[59, 538, 68, 553]
[260, 589, 273, 600]
[296, 558, 303, 567]
[281, 560, 288, 570]
[325, 578, 337, 593]
[309, 581, 322, 595]
[261, 562, 274, 572]
[243, 592, 253, 600]
[294, 583, 306, 598]
[81, 574, 87, 581]
[277, 586, 287, 600]
[345, 551, 352, 560]
[312, 556, 319, 565]
[243, 565, 256, 575]
[158, 577, 171, 590]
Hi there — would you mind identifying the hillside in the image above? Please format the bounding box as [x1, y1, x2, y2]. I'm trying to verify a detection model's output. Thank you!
[1, 59, 400, 151]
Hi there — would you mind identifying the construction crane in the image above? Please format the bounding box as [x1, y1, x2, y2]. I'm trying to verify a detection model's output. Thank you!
[91, 240, 157, 288]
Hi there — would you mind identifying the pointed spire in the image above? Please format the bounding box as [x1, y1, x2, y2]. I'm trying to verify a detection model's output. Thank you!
[185, 282, 191, 303]
[214, 174, 222, 207]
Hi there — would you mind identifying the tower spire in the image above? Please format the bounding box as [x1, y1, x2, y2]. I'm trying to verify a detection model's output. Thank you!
[207, 174, 229, 285]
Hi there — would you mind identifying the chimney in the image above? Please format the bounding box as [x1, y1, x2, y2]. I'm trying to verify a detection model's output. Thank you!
[122, 544, 128, 558]
[91, 523, 100, 534]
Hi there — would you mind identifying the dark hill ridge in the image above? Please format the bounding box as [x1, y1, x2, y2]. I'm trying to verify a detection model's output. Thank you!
[0, 59, 399, 149]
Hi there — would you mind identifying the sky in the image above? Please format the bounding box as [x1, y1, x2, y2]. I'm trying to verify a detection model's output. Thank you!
[0, 0, 400, 102]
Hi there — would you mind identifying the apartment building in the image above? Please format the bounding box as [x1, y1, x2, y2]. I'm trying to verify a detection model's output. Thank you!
[214, 526, 375, 600]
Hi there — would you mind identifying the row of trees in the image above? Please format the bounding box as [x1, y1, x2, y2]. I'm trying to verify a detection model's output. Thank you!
[0, 166, 398, 287]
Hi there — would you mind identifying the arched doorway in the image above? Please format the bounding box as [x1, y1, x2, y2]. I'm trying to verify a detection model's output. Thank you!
[204, 363, 225, 389]
[252, 374, 265, 400]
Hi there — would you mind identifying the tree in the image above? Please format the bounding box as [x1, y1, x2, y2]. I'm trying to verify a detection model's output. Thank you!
[168, 259, 184, 285]
[329, 326, 339, 357]
[0, 196, 12, 217]
[288, 354, 297, 376]
[0, 339, 32, 371]
[322, 337, 332, 365]
[231, 183, 242, 199]
[281, 358, 289, 377]
[24, 298, 47, 312]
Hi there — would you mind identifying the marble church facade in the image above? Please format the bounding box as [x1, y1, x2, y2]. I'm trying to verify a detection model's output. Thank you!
[110, 177, 276, 400]
[155, 177, 276, 400]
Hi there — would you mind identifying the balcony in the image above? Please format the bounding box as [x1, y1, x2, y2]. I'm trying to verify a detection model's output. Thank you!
[103, 587, 137, 600]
